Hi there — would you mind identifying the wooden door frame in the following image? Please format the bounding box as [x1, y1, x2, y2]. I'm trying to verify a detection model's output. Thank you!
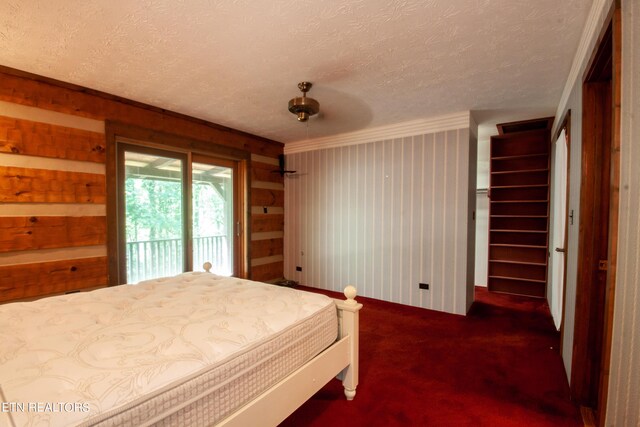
[597, 4, 621, 423]
[570, 4, 621, 425]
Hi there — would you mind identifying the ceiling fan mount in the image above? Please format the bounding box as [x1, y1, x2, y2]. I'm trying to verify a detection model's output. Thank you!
[288, 81, 319, 122]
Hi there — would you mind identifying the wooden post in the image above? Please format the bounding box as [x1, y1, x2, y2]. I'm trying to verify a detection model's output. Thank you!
[334, 285, 363, 400]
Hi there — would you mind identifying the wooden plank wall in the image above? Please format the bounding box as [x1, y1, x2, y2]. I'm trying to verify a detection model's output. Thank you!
[250, 154, 284, 282]
[0, 104, 108, 302]
[0, 69, 284, 302]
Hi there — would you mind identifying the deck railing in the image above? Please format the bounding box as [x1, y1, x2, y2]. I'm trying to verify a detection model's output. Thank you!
[126, 235, 229, 283]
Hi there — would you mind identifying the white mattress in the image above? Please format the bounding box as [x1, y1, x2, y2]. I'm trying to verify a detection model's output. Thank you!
[0, 272, 337, 426]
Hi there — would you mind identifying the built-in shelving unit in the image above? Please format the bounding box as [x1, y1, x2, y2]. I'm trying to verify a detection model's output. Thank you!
[487, 118, 553, 298]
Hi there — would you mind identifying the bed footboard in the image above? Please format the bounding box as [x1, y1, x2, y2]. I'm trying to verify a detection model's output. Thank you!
[217, 285, 362, 426]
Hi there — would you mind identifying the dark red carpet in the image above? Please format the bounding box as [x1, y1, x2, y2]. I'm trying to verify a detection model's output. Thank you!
[280, 287, 581, 427]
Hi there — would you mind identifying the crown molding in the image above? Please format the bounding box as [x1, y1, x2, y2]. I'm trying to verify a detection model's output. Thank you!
[284, 111, 471, 154]
[553, 0, 613, 136]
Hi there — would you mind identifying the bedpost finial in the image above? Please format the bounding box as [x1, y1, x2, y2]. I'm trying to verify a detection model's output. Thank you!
[344, 285, 357, 305]
[203, 262, 212, 273]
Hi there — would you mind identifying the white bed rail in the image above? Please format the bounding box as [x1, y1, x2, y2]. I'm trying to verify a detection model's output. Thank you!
[212, 269, 363, 427]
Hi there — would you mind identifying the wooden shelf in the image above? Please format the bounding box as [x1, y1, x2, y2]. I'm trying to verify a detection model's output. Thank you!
[491, 153, 548, 161]
[491, 184, 548, 189]
[491, 168, 548, 175]
[490, 243, 547, 249]
[490, 229, 548, 233]
[490, 199, 549, 203]
[487, 122, 551, 297]
[489, 259, 547, 267]
[490, 215, 548, 218]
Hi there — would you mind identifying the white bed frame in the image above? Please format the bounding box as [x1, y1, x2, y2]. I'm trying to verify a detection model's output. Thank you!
[1, 265, 361, 427]
[211, 269, 363, 426]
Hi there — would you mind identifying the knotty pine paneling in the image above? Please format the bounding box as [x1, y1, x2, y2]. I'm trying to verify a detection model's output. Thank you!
[0, 256, 107, 302]
[0, 103, 108, 300]
[0, 70, 285, 296]
[285, 129, 474, 315]
[0, 166, 105, 203]
[249, 154, 285, 282]
[251, 238, 284, 259]
[0, 115, 105, 162]
[251, 214, 284, 233]
[251, 261, 284, 283]
[0, 216, 106, 252]
[252, 160, 285, 184]
[0, 70, 282, 158]
[251, 188, 284, 207]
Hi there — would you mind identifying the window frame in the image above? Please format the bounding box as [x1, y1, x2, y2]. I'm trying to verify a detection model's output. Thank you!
[106, 122, 249, 285]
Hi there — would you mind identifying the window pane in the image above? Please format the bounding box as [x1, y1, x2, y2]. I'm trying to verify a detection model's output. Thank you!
[125, 151, 184, 282]
[192, 162, 234, 276]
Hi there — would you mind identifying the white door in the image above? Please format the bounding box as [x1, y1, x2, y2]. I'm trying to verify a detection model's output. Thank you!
[550, 129, 568, 330]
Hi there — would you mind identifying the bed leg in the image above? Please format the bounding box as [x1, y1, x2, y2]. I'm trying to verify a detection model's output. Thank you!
[344, 387, 357, 400]
[335, 286, 363, 401]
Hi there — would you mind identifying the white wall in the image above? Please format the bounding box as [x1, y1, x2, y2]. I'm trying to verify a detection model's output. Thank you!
[284, 125, 475, 315]
[606, 0, 640, 424]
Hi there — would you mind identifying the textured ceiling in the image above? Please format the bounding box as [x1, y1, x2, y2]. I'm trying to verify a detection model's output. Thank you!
[0, 0, 592, 144]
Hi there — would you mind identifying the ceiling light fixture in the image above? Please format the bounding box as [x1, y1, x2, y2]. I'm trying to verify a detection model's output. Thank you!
[288, 82, 319, 122]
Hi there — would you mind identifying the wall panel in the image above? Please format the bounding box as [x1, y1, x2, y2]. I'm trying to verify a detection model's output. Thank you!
[251, 238, 283, 259]
[0, 216, 106, 252]
[0, 115, 105, 162]
[0, 167, 105, 203]
[285, 127, 473, 315]
[0, 70, 281, 157]
[249, 155, 285, 282]
[606, 0, 640, 423]
[251, 261, 284, 283]
[0, 70, 284, 300]
[0, 102, 107, 300]
[0, 257, 107, 302]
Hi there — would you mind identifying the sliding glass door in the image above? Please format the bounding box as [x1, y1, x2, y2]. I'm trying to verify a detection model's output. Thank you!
[192, 156, 235, 276]
[122, 146, 187, 283]
[118, 143, 240, 283]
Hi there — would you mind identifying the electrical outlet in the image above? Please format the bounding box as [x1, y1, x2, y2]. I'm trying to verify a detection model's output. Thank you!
[419, 283, 429, 290]
[296, 266, 302, 272]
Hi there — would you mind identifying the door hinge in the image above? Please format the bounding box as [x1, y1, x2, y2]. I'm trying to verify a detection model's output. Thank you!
[236, 221, 241, 237]
[598, 260, 608, 271]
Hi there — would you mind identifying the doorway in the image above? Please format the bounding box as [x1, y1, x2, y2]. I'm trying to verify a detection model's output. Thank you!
[570, 9, 621, 425]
